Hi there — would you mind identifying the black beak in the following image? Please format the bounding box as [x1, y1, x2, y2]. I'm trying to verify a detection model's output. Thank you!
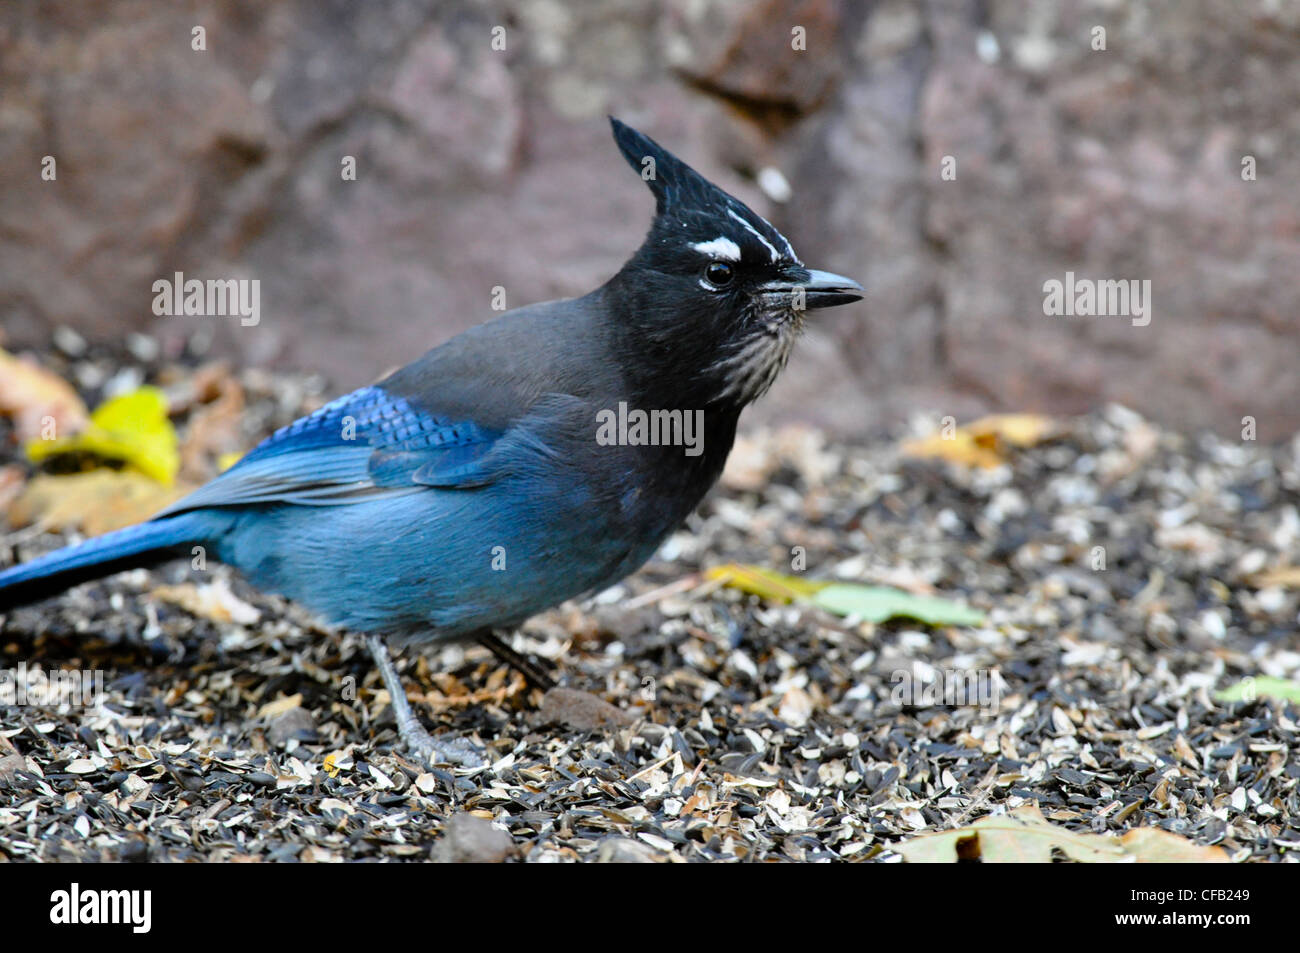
[759, 267, 864, 311]
[799, 268, 865, 309]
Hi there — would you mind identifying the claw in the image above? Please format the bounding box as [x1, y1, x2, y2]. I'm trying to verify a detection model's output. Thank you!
[365, 634, 486, 769]
[407, 729, 487, 769]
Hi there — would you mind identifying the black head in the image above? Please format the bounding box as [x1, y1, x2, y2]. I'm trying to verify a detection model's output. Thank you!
[606, 117, 863, 408]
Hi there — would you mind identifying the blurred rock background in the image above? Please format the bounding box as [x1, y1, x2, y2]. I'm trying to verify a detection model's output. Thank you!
[2, 0, 1297, 440]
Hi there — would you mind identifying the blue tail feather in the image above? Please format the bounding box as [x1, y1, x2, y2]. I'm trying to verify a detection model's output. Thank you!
[0, 513, 210, 611]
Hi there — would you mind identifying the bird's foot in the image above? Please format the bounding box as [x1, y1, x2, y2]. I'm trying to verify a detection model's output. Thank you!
[401, 721, 487, 769]
[365, 634, 487, 769]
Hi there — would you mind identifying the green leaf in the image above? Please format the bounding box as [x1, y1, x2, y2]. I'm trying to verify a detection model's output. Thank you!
[706, 564, 985, 628]
[811, 583, 985, 626]
[1214, 676, 1300, 704]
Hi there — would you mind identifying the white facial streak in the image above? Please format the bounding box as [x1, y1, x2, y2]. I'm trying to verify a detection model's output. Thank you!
[689, 236, 742, 261]
[727, 207, 795, 262]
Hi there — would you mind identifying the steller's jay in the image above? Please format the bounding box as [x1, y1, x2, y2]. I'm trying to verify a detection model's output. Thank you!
[0, 118, 863, 765]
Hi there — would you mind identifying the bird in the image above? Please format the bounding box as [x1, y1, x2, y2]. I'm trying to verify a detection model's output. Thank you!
[0, 118, 863, 765]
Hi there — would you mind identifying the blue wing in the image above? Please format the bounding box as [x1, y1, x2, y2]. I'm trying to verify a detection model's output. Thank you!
[155, 385, 521, 516]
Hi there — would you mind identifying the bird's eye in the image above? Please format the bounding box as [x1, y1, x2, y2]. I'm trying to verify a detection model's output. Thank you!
[704, 261, 735, 288]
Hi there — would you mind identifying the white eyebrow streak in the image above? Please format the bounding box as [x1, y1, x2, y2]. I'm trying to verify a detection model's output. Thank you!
[727, 208, 786, 262]
[689, 236, 742, 261]
[749, 205, 796, 259]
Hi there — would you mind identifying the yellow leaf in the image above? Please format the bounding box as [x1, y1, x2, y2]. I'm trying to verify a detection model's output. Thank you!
[977, 413, 1058, 448]
[900, 431, 1003, 468]
[704, 564, 828, 603]
[216, 451, 244, 473]
[26, 386, 179, 484]
[901, 414, 1058, 468]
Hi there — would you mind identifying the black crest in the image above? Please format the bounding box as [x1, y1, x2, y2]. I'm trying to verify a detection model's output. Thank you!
[608, 116, 796, 262]
[609, 117, 734, 216]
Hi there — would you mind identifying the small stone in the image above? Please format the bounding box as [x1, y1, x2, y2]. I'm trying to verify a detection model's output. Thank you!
[267, 707, 318, 747]
[0, 754, 29, 789]
[1255, 587, 1286, 613]
[126, 332, 160, 362]
[537, 687, 633, 732]
[431, 813, 514, 864]
[53, 326, 87, 357]
[595, 836, 666, 863]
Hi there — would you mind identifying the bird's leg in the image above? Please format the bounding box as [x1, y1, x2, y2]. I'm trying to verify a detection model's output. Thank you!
[365, 635, 485, 768]
[475, 630, 557, 691]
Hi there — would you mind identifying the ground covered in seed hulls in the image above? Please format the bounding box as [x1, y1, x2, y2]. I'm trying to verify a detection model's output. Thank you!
[1, 345, 1298, 862]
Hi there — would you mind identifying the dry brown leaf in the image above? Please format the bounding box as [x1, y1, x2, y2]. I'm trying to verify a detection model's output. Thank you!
[0, 349, 88, 442]
[177, 364, 247, 483]
[411, 672, 528, 711]
[0, 464, 27, 512]
[897, 803, 1227, 863]
[1118, 827, 1229, 863]
[7, 470, 192, 536]
[720, 426, 835, 491]
[256, 694, 303, 720]
[720, 430, 776, 492]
